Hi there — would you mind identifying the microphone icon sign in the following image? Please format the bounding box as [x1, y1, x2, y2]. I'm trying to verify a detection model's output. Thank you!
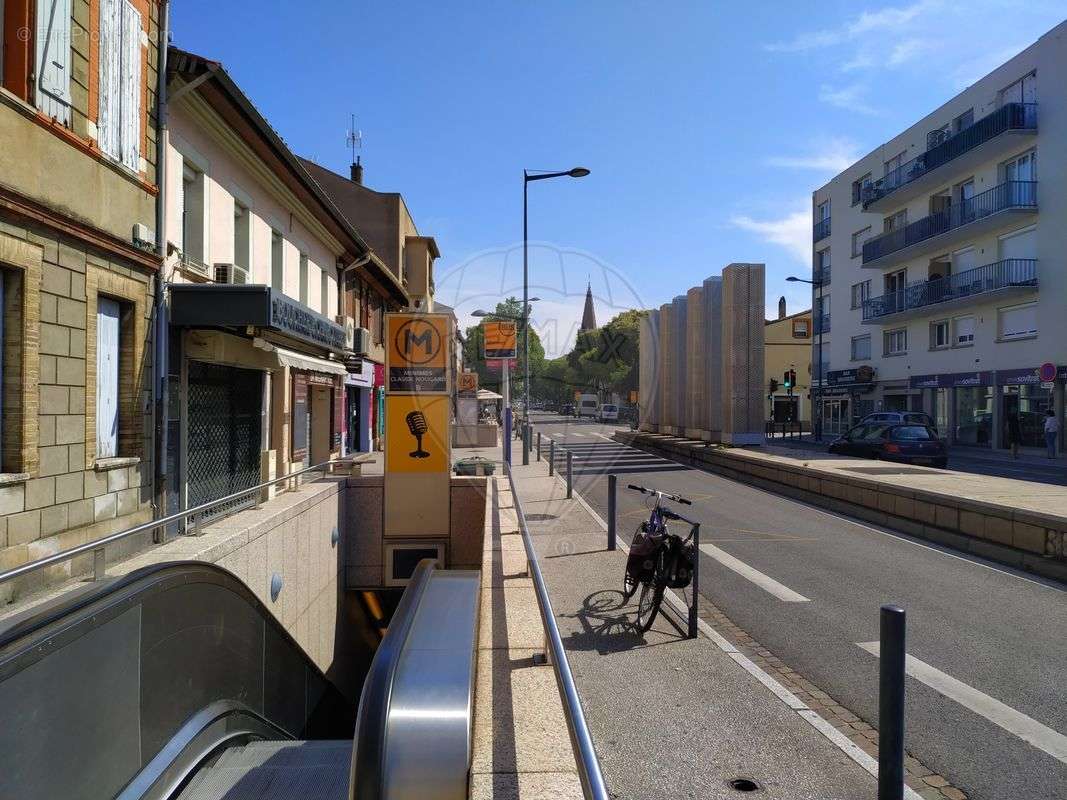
[405, 411, 431, 458]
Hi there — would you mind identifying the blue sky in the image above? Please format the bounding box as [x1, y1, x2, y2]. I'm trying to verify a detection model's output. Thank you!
[172, 1, 1066, 357]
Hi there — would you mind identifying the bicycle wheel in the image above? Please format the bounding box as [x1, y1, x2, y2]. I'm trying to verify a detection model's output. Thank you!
[622, 569, 638, 600]
[635, 578, 665, 632]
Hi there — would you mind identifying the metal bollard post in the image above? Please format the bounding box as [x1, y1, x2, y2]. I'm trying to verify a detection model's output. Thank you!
[523, 423, 530, 466]
[549, 440, 555, 476]
[566, 451, 573, 498]
[536, 431, 542, 461]
[879, 604, 907, 800]
[607, 474, 617, 551]
[504, 407, 512, 465]
[689, 524, 700, 639]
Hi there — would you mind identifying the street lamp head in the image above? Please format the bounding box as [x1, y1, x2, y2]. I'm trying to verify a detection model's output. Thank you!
[472, 309, 489, 317]
[568, 167, 591, 178]
[529, 296, 541, 302]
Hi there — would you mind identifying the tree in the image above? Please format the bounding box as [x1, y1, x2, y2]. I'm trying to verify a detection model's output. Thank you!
[573, 310, 644, 399]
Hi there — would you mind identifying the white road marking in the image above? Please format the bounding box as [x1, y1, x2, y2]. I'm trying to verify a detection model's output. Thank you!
[858, 642, 1067, 765]
[592, 432, 613, 440]
[570, 432, 587, 438]
[699, 542, 811, 602]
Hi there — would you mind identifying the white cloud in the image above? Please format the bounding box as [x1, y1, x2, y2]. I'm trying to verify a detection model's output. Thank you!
[841, 51, 875, 72]
[765, 137, 862, 173]
[730, 207, 812, 266]
[818, 83, 880, 116]
[887, 37, 929, 66]
[765, 1, 935, 53]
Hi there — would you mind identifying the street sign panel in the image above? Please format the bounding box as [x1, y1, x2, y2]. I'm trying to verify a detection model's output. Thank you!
[485, 358, 518, 370]
[483, 320, 518, 360]
[387, 313, 450, 394]
[385, 394, 450, 473]
[458, 371, 478, 393]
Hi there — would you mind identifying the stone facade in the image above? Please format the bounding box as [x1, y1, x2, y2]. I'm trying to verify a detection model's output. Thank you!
[638, 309, 660, 431]
[685, 286, 706, 438]
[721, 263, 766, 445]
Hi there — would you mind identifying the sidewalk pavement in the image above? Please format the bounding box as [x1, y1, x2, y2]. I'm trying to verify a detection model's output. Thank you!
[507, 458, 899, 800]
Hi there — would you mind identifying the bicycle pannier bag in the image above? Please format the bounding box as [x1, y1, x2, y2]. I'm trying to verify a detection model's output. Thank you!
[626, 523, 661, 584]
[664, 540, 696, 589]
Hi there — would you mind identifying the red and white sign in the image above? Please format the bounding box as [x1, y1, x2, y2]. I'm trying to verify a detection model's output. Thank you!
[1039, 362, 1057, 382]
[485, 358, 518, 371]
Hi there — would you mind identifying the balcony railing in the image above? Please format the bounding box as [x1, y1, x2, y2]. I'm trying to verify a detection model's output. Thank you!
[861, 103, 1036, 208]
[862, 181, 1036, 264]
[862, 258, 1037, 321]
[814, 314, 831, 335]
[813, 266, 831, 286]
[813, 217, 831, 242]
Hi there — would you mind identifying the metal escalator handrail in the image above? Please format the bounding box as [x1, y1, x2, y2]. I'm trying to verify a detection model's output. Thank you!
[350, 558, 437, 799]
[0, 458, 349, 587]
[504, 461, 609, 799]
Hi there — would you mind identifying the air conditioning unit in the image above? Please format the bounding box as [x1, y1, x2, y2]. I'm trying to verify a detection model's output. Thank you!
[181, 254, 211, 279]
[353, 327, 371, 356]
[132, 223, 154, 249]
[213, 263, 249, 284]
[336, 315, 356, 350]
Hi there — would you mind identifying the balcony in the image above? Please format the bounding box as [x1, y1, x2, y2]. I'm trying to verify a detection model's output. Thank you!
[862, 181, 1037, 268]
[861, 258, 1037, 324]
[862, 103, 1037, 212]
[813, 217, 831, 242]
[813, 266, 831, 286]
[814, 314, 831, 335]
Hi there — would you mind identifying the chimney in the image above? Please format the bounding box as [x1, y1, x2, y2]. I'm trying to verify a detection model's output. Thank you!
[350, 156, 363, 185]
[778, 296, 787, 320]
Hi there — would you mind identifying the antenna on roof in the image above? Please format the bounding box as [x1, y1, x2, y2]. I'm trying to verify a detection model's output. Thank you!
[346, 114, 364, 184]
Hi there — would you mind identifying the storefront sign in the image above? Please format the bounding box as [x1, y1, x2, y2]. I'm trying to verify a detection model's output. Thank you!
[270, 292, 347, 352]
[483, 321, 518, 360]
[825, 366, 875, 386]
[996, 366, 1043, 386]
[387, 313, 450, 394]
[345, 359, 375, 388]
[344, 354, 364, 374]
[909, 371, 994, 389]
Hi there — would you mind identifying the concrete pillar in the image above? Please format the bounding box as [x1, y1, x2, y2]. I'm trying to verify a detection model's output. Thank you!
[658, 303, 674, 433]
[720, 263, 765, 445]
[703, 277, 724, 441]
[992, 385, 1004, 450]
[639, 309, 660, 431]
[685, 286, 706, 439]
[671, 296, 688, 436]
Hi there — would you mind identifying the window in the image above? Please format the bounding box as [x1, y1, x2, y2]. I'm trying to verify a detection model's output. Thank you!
[884, 328, 907, 356]
[35, 0, 73, 125]
[999, 302, 1037, 340]
[234, 202, 251, 278]
[96, 297, 121, 458]
[817, 200, 830, 221]
[851, 173, 871, 206]
[884, 151, 905, 176]
[954, 315, 975, 346]
[883, 209, 907, 233]
[815, 249, 831, 284]
[1000, 72, 1036, 106]
[0, 266, 25, 472]
[271, 232, 284, 290]
[181, 162, 206, 264]
[320, 268, 330, 315]
[999, 226, 1036, 260]
[298, 254, 309, 305]
[930, 189, 951, 216]
[852, 227, 871, 257]
[953, 108, 974, 133]
[850, 280, 871, 310]
[99, 0, 142, 170]
[1002, 150, 1036, 183]
[952, 246, 976, 274]
[851, 335, 871, 361]
[930, 320, 950, 349]
[792, 318, 810, 338]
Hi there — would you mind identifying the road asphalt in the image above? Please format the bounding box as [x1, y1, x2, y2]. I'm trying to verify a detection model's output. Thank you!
[526, 412, 1067, 800]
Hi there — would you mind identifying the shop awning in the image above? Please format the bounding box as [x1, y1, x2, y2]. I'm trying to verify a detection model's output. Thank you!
[476, 389, 503, 400]
[264, 342, 347, 376]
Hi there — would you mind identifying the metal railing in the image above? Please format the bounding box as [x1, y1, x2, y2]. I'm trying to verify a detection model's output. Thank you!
[813, 216, 831, 242]
[0, 459, 346, 587]
[504, 460, 609, 799]
[813, 265, 831, 286]
[814, 314, 831, 335]
[863, 180, 1037, 263]
[862, 258, 1037, 321]
[862, 103, 1037, 208]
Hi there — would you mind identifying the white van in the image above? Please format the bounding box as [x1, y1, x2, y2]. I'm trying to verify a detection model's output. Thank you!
[578, 394, 599, 417]
[599, 403, 619, 422]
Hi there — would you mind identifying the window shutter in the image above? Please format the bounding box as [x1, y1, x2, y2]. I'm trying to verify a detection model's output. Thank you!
[96, 298, 121, 458]
[120, 0, 142, 171]
[36, 0, 72, 123]
[98, 0, 122, 157]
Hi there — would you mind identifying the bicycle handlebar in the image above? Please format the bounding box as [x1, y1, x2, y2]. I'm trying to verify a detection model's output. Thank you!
[626, 483, 692, 505]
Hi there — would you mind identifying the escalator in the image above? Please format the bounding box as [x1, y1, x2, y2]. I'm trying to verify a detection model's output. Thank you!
[0, 559, 479, 800]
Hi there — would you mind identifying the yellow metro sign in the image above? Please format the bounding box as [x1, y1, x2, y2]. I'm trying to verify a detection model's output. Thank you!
[483, 320, 517, 360]
[385, 394, 450, 474]
[387, 313, 450, 394]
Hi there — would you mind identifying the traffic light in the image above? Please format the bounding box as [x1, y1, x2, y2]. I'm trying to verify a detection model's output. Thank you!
[782, 370, 792, 389]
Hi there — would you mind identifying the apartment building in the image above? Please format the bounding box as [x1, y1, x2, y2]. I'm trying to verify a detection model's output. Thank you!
[812, 21, 1065, 452]
[0, 0, 164, 590]
[301, 158, 440, 451]
[161, 47, 409, 522]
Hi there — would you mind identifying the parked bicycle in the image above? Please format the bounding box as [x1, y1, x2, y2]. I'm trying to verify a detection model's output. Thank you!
[622, 484, 696, 632]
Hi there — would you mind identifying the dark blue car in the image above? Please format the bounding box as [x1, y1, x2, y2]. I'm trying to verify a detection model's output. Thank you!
[828, 423, 948, 468]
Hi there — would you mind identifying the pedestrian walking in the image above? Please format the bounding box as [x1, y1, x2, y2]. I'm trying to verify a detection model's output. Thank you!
[1043, 409, 1059, 459]
[1006, 411, 1022, 459]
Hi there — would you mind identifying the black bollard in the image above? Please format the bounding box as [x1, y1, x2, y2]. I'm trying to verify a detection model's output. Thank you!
[879, 604, 906, 800]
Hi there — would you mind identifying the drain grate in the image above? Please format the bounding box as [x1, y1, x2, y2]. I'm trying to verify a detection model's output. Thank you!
[729, 777, 761, 792]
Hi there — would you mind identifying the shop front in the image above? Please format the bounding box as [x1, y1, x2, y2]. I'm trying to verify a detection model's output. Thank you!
[996, 366, 1057, 450]
[344, 357, 376, 454]
[820, 366, 876, 436]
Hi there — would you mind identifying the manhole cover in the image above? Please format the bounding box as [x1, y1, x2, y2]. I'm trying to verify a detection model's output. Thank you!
[841, 466, 943, 476]
[729, 777, 761, 792]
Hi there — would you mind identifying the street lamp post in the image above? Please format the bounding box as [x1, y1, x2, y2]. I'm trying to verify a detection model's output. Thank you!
[523, 167, 589, 424]
[787, 275, 825, 442]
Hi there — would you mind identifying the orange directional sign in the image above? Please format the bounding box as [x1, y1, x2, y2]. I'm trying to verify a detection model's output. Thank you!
[483, 320, 517, 360]
[387, 313, 450, 394]
[458, 371, 478, 393]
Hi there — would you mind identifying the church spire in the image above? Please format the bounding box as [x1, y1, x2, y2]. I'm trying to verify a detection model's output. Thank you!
[580, 282, 597, 331]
